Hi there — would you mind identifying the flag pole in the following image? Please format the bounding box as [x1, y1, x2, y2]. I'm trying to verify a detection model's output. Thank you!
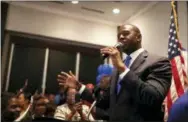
[171, 1, 180, 41]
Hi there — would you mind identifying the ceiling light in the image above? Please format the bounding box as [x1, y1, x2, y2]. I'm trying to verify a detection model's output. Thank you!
[71, 1, 79, 4]
[113, 8, 120, 14]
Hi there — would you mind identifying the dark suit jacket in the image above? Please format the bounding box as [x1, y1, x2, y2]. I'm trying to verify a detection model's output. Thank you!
[96, 50, 172, 122]
[96, 87, 110, 111]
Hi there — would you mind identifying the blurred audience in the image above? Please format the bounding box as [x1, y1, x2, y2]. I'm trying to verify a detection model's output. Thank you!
[4, 69, 186, 122]
[2, 71, 97, 122]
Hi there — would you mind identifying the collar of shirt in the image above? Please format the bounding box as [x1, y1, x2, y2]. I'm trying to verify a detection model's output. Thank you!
[122, 48, 145, 68]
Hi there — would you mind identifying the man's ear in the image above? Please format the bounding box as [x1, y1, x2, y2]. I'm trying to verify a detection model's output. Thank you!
[136, 33, 142, 42]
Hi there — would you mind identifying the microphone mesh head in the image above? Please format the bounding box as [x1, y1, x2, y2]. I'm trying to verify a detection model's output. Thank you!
[115, 42, 123, 48]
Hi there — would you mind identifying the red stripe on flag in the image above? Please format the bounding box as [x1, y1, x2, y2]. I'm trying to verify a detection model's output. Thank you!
[167, 91, 172, 112]
[170, 59, 184, 97]
[180, 55, 188, 87]
[180, 55, 186, 66]
[180, 55, 187, 76]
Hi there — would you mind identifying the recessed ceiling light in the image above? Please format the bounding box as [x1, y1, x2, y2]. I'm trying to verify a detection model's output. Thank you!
[113, 8, 120, 14]
[71, 1, 79, 4]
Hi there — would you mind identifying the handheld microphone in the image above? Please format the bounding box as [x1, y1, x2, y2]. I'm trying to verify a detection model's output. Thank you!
[101, 42, 123, 60]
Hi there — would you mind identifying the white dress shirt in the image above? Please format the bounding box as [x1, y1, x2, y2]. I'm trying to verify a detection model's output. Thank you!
[119, 48, 145, 79]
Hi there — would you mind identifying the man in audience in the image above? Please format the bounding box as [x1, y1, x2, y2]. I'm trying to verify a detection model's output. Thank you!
[2, 92, 15, 112]
[54, 87, 94, 121]
[86, 83, 94, 94]
[2, 93, 21, 121]
[96, 75, 110, 111]
[84, 83, 95, 107]
[32, 95, 48, 119]
[15, 92, 32, 121]
[48, 94, 55, 104]
[89, 75, 111, 120]
[45, 102, 57, 118]
[18, 92, 31, 114]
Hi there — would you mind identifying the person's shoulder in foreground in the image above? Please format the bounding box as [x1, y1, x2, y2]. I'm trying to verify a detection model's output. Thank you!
[167, 91, 188, 122]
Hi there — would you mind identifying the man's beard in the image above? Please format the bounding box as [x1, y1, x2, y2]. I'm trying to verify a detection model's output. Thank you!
[122, 45, 137, 55]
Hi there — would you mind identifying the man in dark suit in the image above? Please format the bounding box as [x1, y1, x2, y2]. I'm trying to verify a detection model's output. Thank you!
[57, 24, 172, 121]
[98, 24, 172, 121]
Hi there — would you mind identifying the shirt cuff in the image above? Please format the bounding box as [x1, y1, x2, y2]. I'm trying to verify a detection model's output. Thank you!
[78, 84, 86, 94]
[119, 68, 130, 80]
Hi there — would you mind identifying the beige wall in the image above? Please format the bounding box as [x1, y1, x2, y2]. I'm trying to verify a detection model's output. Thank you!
[6, 2, 187, 56]
[6, 4, 117, 47]
[126, 1, 188, 57]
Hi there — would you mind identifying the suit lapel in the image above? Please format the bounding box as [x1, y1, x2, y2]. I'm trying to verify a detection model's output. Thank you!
[130, 50, 148, 72]
[116, 50, 148, 101]
[111, 50, 148, 103]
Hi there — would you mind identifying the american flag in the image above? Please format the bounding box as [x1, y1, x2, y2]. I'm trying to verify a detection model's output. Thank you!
[164, 1, 188, 121]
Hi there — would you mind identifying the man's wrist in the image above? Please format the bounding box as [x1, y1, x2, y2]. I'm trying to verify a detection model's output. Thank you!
[118, 65, 126, 74]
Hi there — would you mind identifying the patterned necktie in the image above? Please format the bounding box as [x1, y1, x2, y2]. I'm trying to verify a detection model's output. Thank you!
[117, 55, 132, 95]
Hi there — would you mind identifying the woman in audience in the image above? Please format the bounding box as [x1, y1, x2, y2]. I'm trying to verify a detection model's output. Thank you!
[54, 87, 94, 121]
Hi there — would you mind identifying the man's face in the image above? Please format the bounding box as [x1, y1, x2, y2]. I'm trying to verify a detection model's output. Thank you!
[48, 94, 55, 103]
[66, 88, 77, 105]
[7, 97, 21, 119]
[117, 24, 141, 54]
[18, 93, 25, 107]
[34, 98, 47, 116]
[86, 84, 94, 94]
